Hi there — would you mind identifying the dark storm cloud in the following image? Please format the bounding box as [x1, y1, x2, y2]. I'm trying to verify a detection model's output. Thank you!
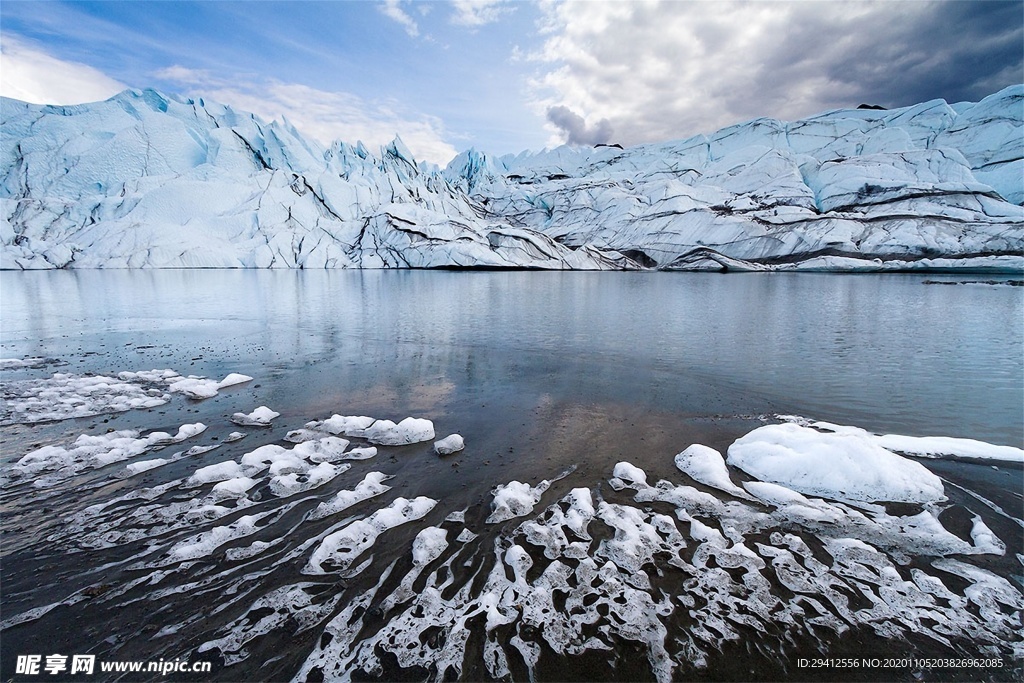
[546, 105, 614, 145]
[537, 1, 1023, 146]
[809, 0, 1023, 108]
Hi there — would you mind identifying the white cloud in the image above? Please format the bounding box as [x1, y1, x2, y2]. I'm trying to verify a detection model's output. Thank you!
[451, 0, 514, 27]
[0, 35, 128, 105]
[158, 67, 459, 165]
[531, 0, 1021, 147]
[380, 0, 420, 37]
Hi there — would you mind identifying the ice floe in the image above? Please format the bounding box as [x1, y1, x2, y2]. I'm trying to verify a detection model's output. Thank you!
[433, 433, 465, 455]
[780, 416, 1024, 462]
[362, 417, 435, 446]
[727, 422, 946, 503]
[0, 357, 47, 369]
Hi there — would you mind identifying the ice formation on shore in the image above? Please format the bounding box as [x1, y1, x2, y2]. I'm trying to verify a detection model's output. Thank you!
[2, 86, 1021, 271]
[1, 387, 1020, 682]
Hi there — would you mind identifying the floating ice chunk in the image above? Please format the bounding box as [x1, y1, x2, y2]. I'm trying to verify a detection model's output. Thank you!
[184, 444, 219, 456]
[166, 514, 261, 562]
[291, 437, 350, 462]
[363, 417, 435, 445]
[487, 479, 551, 523]
[320, 415, 376, 436]
[124, 458, 168, 475]
[434, 434, 465, 455]
[803, 421, 1023, 463]
[727, 423, 945, 503]
[674, 444, 752, 499]
[239, 444, 289, 472]
[224, 432, 246, 443]
[218, 373, 253, 388]
[341, 447, 377, 461]
[612, 462, 648, 487]
[188, 460, 245, 485]
[212, 476, 257, 498]
[309, 472, 393, 520]
[970, 515, 1006, 555]
[0, 357, 46, 368]
[445, 509, 466, 523]
[225, 539, 280, 561]
[117, 369, 180, 383]
[167, 377, 221, 399]
[456, 528, 478, 543]
[305, 496, 437, 573]
[875, 433, 1023, 462]
[167, 372, 253, 400]
[270, 462, 350, 497]
[230, 406, 280, 427]
[267, 454, 307, 476]
[284, 429, 321, 443]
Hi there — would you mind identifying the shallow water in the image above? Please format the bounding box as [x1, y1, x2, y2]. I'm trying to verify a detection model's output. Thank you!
[0, 270, 1021, 682]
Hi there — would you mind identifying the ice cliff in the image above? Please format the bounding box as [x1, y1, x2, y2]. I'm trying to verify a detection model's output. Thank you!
[2, 85, 1022, 271]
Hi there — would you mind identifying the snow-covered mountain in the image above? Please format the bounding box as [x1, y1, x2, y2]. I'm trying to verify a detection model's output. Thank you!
[2, 85, 1022, 271]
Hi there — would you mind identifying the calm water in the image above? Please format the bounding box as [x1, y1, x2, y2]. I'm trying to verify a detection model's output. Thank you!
[2, 269, 1021, 446]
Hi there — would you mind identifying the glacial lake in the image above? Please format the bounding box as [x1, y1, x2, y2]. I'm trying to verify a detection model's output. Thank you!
[1, 269, 1022, 682]
[2, 269, 1021, 446]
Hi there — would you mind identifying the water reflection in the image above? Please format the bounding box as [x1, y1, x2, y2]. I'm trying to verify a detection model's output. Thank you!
[1, 270, 1021, 446]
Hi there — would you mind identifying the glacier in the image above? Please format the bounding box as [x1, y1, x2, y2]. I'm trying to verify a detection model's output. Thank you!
[1, 85, 1021, 271]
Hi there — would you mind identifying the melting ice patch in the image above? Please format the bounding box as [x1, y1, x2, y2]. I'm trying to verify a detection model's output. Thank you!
[10, 423, 207, 485]
[0, 368, 255, 425]
[118, 370, 252, 399]
[229, 406, 280, 427]
[0, 357, 49, 369]
[0, 372, 170, 424]
[779, 416, 1024, 462]
[486, 479, 551, 523]
[304, 496, 437, 574]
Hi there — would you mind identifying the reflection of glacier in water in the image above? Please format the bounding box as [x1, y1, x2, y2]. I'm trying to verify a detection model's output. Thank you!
[1, 371, 1021, 682]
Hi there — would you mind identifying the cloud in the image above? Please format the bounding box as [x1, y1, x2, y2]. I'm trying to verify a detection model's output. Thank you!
[451, 0, 514, 27]
[546, 105, 612, 145]
[158, 67, 459, 165]
[532, 0, 1024, 147]
[380, 0, 420, 37]
[0, 35, 128, 104]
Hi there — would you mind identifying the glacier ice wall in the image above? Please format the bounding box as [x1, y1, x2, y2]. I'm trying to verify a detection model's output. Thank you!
[2, 85, 1022, 271]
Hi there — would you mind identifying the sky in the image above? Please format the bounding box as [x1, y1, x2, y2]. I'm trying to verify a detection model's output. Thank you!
[0, 0, 1021, 165]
